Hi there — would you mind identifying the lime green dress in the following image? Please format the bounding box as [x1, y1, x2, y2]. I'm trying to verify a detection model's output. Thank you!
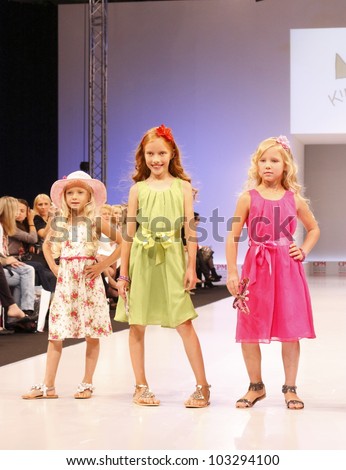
[115, 178, 198, 328]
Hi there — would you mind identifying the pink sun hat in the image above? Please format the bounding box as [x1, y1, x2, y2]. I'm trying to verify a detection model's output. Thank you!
[50, 170, 107, 208]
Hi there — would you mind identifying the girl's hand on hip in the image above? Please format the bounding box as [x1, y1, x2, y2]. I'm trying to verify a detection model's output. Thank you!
[85, 263, 103, 280]
[289, 243, 304, 260]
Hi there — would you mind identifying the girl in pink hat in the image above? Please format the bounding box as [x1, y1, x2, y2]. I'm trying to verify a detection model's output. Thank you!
[22, 171, 122, 400]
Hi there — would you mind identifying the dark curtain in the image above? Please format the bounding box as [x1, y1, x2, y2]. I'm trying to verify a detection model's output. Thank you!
[0, 1, 58, 206]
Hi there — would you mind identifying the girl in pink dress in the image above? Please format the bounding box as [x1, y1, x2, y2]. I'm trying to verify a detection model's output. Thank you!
[22, 171, 121, 400]
[226, 136, 320, 410]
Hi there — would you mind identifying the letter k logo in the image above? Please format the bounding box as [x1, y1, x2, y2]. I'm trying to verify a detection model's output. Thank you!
[336, 53, 346, 79]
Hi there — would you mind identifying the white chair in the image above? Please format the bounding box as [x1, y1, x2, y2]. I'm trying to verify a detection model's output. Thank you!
[35, 287, 53, 332]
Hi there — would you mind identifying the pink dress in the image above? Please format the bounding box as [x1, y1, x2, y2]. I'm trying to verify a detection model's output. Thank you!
[236, 189, 316, 343]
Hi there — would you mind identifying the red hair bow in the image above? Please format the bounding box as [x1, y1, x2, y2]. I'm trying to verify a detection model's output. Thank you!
[156, 124, 174, 142]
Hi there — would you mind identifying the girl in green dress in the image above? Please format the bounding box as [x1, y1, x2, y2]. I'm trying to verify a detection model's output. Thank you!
[115, 125, 210, 408]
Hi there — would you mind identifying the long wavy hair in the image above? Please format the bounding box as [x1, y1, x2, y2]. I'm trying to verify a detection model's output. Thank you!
[0, 196, 18, 236]
[132, 126, 191, 183]
[244, 137, 304, 196]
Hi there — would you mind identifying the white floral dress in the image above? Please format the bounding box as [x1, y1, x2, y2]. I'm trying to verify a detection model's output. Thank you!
[49, 222, 112, 340]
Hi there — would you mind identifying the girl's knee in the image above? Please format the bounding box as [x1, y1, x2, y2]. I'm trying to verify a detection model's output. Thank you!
[48, 339, 63, 351]
[130, 324, 146, 333]
[176, 320, 193, 336]
[129, 324, 146, 339]
[85, 337, 100, 345]
[282, 340, 299, 347]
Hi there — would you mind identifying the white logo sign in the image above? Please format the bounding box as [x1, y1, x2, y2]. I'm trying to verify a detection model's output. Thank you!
[290, 28, 346, 136]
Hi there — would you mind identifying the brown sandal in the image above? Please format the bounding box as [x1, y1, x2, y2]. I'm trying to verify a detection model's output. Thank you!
[282, 385, 304, 409]
[185, 384, 211, 408]
[236, 381, 266, 408]
[133, 385, 160, 406]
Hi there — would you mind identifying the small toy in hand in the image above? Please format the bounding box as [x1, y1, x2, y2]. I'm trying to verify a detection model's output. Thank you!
[233, 278, 250, 315]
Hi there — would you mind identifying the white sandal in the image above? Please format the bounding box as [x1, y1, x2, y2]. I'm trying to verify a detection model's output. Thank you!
[74, 382, 95, 399]
[22, 383, 58, 400]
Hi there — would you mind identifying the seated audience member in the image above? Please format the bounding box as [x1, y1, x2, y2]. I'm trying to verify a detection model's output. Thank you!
[112, 203, 128, 236]
[32, 193, 56, 260]
[0, 264, 31, 334]
[97, 204, 121, 306]
[199, 246, 222, 282]
[111, 204, 125, 228]
[0, 196, 36, 320]
[8, 198, 56, 293]
[193, 212, 222, 288]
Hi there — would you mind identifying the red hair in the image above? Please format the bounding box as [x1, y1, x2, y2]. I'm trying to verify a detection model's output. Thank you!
[132, 126, 191, 183]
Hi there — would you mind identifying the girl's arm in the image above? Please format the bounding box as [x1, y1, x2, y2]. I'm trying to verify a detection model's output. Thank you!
[42, 231, 59, 277]
[119, 184, 138, 276]
[117, 184, 138, 299]
[85, 233, 122, 279]
[225, 191, 250, 296]
[182, 180, 197, 291]
[289, 195, 320, 260]
[85, 212, 123, 279]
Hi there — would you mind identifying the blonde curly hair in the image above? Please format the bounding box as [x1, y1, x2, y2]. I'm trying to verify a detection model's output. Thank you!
[245, 137, 304, 196]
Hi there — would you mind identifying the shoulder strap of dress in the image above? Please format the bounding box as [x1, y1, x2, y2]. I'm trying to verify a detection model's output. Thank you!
[175, 177, 182, 188]
[136, 181, 145, 193]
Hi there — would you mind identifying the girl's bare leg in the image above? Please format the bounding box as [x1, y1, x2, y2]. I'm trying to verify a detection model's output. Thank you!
[74, 337, 100, 398]
[43, 340, 63, 389]
[129, 325, 159, 405]
[236, 343, 266, 408]
[22, 340, 62, 398]
[176, 320, 210, 407]
[282, 341, 304, 409]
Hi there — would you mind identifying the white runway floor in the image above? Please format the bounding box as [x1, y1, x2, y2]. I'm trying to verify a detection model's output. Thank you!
[1, 275, 345, 468]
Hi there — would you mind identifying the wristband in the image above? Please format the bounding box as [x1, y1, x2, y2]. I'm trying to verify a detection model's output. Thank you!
[300, 248, 306, 262]
[117, 275, 131, 283]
